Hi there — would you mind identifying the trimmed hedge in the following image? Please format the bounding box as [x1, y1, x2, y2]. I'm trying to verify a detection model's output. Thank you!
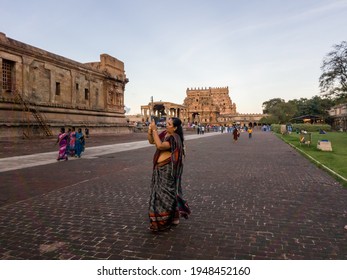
[271, 123, 331, 133]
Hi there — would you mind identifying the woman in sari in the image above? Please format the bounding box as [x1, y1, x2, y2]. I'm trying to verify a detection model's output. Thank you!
[232, 125, 239, 143]
[69, 127, 76, 156]
[56, 127, 69, 161]
[147, 117, 190, 232]
[75, 128, 85, 158]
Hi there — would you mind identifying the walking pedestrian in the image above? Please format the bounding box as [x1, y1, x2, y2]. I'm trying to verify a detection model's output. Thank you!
[75, 128, 85, 158]
[56, 127, 69, 161]
[248, 127, 253, 139]
[147, 117, 190, 232]
[201, 125, 205, 134]
[232, 126, 239, 143]
[69, 127, 76, 156]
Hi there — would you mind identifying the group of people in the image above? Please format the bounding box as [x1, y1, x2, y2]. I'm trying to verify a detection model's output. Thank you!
[56, 127, 86, 161]
[232, 125, 254, 142]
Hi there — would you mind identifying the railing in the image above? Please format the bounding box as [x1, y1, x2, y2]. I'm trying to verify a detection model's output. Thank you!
[13, 90, 53, 137]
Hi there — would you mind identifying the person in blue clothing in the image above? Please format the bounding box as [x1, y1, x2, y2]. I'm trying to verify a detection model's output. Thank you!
[75, 128, 85, 158]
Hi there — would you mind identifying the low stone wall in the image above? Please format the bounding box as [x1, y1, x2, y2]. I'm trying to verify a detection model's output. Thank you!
[0, 100, 132, 138]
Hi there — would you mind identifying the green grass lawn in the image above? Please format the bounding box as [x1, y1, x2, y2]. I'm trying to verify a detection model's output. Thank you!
[276, 131, 347, 187]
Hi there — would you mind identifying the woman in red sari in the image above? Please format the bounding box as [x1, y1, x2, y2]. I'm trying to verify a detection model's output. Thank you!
[147, 118, 190, 232]
[56, 127, 69, 161]
[232, 125, 239, 143]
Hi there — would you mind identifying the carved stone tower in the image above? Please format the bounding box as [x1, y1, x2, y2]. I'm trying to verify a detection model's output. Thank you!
[182, 87, 237, 124]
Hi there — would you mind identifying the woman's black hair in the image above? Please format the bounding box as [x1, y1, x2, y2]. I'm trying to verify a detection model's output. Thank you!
[171, 118, 183, 140]
[171, 118, 185, 156]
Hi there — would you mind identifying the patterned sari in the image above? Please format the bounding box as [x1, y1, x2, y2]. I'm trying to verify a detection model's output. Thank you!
[69, 131, 76, 156]
[57, 132, 69, 160]
[75, 132, 85, 157]
[149, 131, 191, 231]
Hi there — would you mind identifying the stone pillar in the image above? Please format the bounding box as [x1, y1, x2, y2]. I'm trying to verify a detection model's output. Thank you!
[71, 71, 77, 106]
[49, 71, 55, 103]
[21, 56, 30, 97]
[145, 107, 149, 118]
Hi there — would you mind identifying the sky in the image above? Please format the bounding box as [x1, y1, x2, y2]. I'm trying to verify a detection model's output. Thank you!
[1, 0, 347, 114]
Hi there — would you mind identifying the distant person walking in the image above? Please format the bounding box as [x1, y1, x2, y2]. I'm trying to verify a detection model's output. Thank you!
[147, 117, 190, 232]
[56, 127, 69, 161]
[75, 128, 85, 158]
[69, 127, 76, 156]
[85, 127, 89, 138]
[232, 126, 239, 143]
[248, 127, 253, 139]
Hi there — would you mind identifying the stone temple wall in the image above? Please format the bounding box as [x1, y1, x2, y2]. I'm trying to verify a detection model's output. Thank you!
[0, 32, 130, 138]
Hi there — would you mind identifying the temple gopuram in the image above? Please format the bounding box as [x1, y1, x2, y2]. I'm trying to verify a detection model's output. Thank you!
[0, 32, 129, 138]
[183, 87, 236, 124]
[140, 86, 264, 127]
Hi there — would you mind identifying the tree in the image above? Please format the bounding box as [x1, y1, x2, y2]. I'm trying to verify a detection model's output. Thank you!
[262, 98, 285, 114]
[319, 41, 347, 100]
[292, 98, 309, 117]
[261, 98, 297, 124]
[306, 96, 334, 117]
[261, 95, 335, 124]
[269, 102, 297, 124]
[294, 96, 334, 119]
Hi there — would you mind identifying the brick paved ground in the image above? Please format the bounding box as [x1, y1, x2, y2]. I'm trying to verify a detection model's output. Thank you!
[0, 129, 346, 259]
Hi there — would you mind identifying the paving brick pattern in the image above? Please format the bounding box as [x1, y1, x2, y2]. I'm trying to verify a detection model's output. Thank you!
[0, 130, 346, 259]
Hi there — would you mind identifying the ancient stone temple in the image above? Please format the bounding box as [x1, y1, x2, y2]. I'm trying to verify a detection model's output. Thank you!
[182, 87, 237, 124]
[138, 86, 264, 127]
[0, 32, 129, 138]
